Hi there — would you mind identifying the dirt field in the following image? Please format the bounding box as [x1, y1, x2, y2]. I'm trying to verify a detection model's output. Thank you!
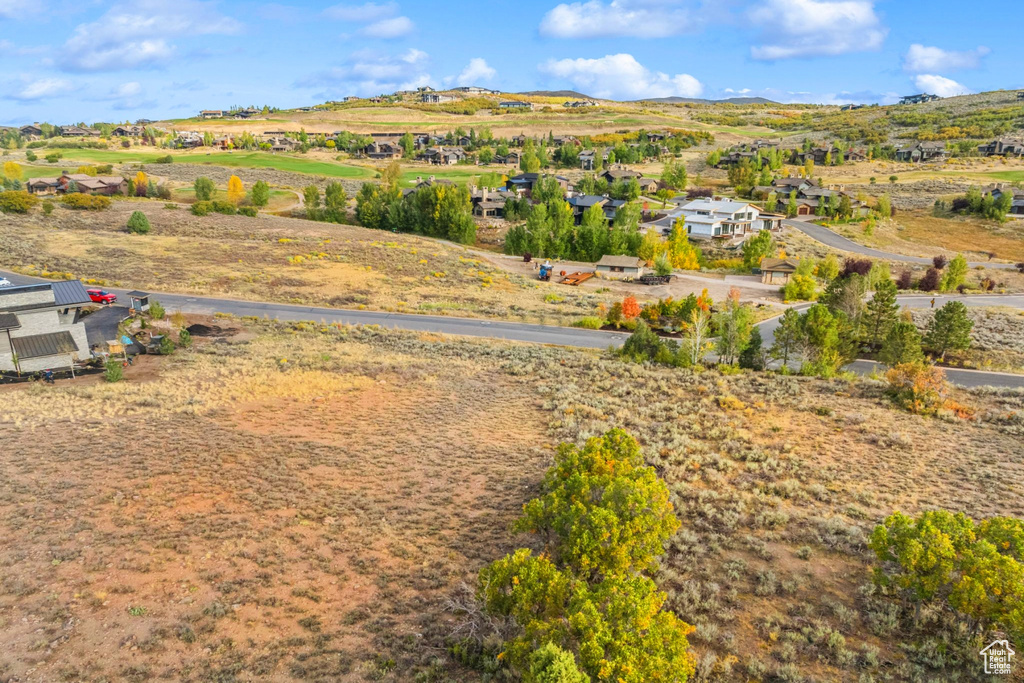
[0, 321, 1021, 681]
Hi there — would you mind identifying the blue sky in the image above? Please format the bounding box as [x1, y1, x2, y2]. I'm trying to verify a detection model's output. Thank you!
[0, 0, 1019, 125]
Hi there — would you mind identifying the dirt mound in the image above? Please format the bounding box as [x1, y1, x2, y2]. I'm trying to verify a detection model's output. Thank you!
[187, 323, 228, 337]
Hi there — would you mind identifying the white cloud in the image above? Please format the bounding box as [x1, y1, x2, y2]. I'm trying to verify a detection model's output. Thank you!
[749, 0, 887, 60]
[296, 49, 432, 96]
[539, 53, 702, 100]
[322, 1, 397, 21]
[59, 0, 241, 72]
[0, 0, 31, 19]
[113, 81, 142, 98]
[539, 0, 695, 38]
[6, 77, 74, 101]
[914, 74, 971, 98]
[358, 15, 413, 38]
[903, 44, 989, 73]
[456, 58, 496, 86]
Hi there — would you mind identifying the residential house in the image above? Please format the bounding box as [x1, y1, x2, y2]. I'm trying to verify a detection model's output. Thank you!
[199, 110, 224, 119]
[566, 195, 609, 224]
[978, 138, 1024, 157]
[267, 137, 299, 152]
[419, 147, 466, 165]
[637, 177, 660, 194]
[895, 141, 947, 162]
[758, 258, 800, 284]
[112, 125, 145, 137]
[364, 140, 403, 159]
[646, 132, 667, 142]
[899, 94, 941, 105]
[678, 197, 761, 240]
[495, 151, 521, 165]
[59, 125, 100, 137]
[510, 135, 530, 147]
[56, 172, 128, 196]
[715, 150, 758, 168]
[135, 119, 154, 125]
[26, 178, 61, 194]
[19, 124, 43, 139]
[798, 146, 867, 164]
[579, 150, 598, 171]
[595, 255, 645, 278]
[173, 131, 204, 148]
[505, 173, 570, 195]
[599, 167, 642, 185]
[563, 100, 598, 108]
[552, 136, 579, 147]
[985, 185, 1024, 216]
[343, 96, 362, 102]
[470, 188, 508, 218]
[499, 101, 533, 110]
[421, 93, 455, 104]
[770, 177, 816, 195]
[454, 86, 496, 94]
[0, 281, 93, 373]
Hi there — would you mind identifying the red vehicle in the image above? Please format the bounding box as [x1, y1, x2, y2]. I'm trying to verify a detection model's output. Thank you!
[87, 288, 117, 305]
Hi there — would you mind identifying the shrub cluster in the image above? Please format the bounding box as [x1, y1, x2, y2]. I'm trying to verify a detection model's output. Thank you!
[61, 194, 111, 210]
[475, 430, 695, 682]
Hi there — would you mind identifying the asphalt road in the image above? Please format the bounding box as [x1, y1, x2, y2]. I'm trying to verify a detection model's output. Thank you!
[784, 219, 1019, 269]
[3, 269, 1022, 388]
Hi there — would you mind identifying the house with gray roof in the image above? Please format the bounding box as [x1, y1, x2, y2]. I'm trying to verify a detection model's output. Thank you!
[0, 281, 92, 373]
[595, 255, 646, 278]
[678, 197, 763, 240]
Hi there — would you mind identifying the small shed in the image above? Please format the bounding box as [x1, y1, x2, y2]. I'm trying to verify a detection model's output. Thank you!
[126, 291, 151, 313]
[758, 258, 800, 284]
[595, 255, 646, 278]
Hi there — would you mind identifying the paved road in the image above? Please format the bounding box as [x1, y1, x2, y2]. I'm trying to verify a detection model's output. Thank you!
[3, 269, 1022, 388]
[785, 219, 1019, 269]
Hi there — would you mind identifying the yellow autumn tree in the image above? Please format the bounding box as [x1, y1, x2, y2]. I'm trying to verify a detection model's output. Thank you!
[3, 161, 23, 181]
[227, 175, 245, 204]
[637, 228, 666, 265]
[77, 165, 97, 177]
[666, 219, 701, 270]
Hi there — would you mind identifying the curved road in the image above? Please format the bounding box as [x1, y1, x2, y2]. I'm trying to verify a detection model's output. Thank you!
[2, 270, 1022, 389]
[784, 219, 1019, 269]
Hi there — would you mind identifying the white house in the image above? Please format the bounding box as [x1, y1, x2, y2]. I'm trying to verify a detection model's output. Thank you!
[677, 198, 764, 240]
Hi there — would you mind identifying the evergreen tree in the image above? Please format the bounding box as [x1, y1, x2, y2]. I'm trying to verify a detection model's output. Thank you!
[739, 327, 765, 370]
[863, 279, 900, 346]
[925, 301, 973, 360]
[879, 321, 924, 366]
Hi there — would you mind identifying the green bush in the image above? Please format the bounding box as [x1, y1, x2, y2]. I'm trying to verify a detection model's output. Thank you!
[61, 194, 111, 210]
[149, 300, 165, 320]
[178, 329, 192, 348]
[126, 210, 151, 234]
[105, 362, 123, 383]
[154, 155, 173, 164]
[191, 201, 212, 216]
[158, 336, 175, 355]
[572, 316, 605, 330]
[41, 200, 54, 215]
[237, 206, 258, 217]
[211, 200, 236, 215]
[25, 151, 37, 162]
[0, 191, 40, 214]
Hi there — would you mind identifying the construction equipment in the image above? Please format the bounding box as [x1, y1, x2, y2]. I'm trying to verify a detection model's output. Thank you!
[560, 272, 595, 286]
[538, 261, 553, 281]
[637, 274, 673, 285]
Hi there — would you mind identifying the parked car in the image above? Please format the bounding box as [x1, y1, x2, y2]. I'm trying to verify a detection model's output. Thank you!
[87, 289, 117, 304]
[0, 277, 12, 287]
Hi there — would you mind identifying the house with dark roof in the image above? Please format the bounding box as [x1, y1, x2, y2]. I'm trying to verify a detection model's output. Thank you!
[112, 125, 145, 137]
[59, 125, 100, 137]
[899, 94, 941, 105]
[978, 138, 1024, 157]
[895, 141, 947, 162]
[19, 124, 43, 139]
[26, 177, 61, 195]
[0, 281, 92, 373]
[418, 147, 466, 165]
[56, 172, 128, 196]
[758, 258, 801, 284]
[364, 140, 403, 159]
[505, 173, 570, 195]
[499, 101, 533, 110]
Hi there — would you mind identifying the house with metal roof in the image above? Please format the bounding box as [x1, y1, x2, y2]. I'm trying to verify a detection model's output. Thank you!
[678, 197, 762, 240]
[0, 281, 92, 373]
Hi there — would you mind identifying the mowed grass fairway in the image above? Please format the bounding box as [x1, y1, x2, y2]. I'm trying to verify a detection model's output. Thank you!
[52, 149, 374, 179]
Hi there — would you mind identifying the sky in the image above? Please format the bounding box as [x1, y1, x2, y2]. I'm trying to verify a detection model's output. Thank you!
[0, 0, 1019, 125]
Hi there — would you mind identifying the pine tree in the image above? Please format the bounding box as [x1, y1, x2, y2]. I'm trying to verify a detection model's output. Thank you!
[863, 279, 900, 346]
[925, 301, 973, 360]
[770, 308, 803, 366]
[879, 321, 923, 366]
[739, 327, 765, 370]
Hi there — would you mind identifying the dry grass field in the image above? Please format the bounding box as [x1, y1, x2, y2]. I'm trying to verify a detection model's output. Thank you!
[1, 320, 1022, 681]
[0, 201, 628, 327]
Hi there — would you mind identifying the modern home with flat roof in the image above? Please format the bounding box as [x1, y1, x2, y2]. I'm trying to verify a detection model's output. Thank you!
[0, 281, 92, 373]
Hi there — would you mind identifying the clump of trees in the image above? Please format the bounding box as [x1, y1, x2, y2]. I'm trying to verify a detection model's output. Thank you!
[302, 182, 348, 224]
[869, 511, 1023, 644]
[356, 163, 476, 244]
[472, 430, 696, 682]
[935, 186, 1015, 222]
